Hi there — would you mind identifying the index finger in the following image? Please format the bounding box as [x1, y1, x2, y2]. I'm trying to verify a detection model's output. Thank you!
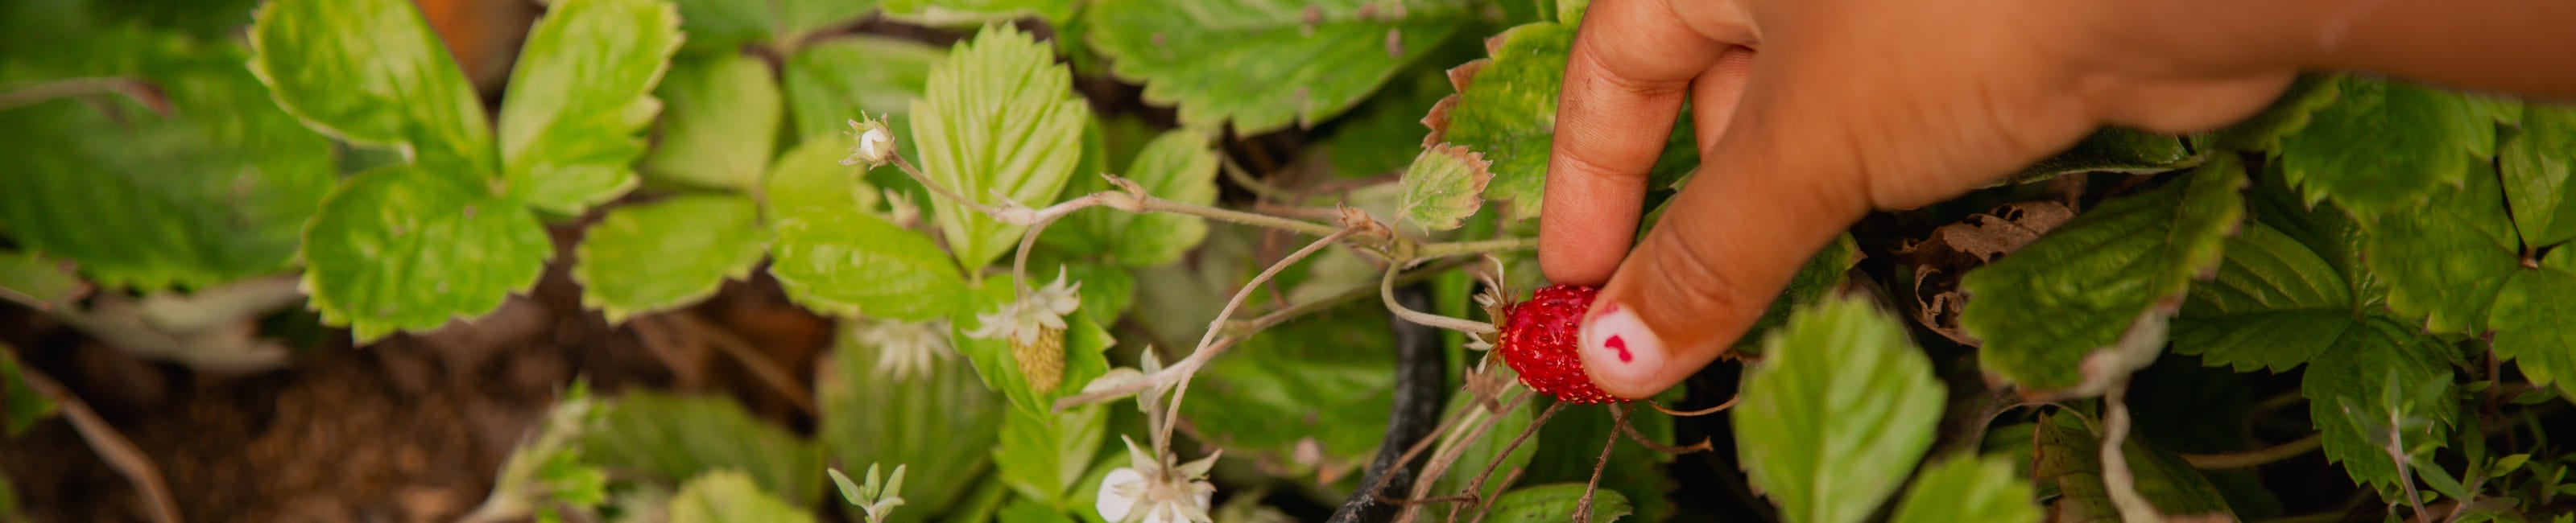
[1539, 0, 1730, 286]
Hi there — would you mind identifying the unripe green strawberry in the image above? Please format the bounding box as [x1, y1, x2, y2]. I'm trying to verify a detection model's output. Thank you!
[1015, 327, 1065, 393]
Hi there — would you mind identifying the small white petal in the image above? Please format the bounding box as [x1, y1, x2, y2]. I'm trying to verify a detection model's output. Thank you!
[1097, 467, 1146, 522]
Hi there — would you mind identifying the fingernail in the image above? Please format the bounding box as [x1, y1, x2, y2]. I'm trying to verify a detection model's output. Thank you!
[1581, 300, 1664, 389]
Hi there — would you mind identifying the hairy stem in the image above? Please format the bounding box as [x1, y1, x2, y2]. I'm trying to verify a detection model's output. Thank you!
[19, 361, 180, 523]
[1224, 258, 1470, 337]
[1413, 237, 1539, 260]
[1455, 402, 1566, 521]
[1395, 390, 1533, 523]
[1383, 263, 1498, 336]
[2179, 434, 2325, 469]
[2100, 381, 2165, 523]
[1221, 153, 1300, 203]
[1159, 229, 1358, 454]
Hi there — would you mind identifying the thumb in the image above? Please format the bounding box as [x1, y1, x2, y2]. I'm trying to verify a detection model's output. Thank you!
[1573, 73, 1876, 400]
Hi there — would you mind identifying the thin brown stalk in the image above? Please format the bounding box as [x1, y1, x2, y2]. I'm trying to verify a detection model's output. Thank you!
[2179, 434, 2324, 469]
[20, 367, 180, 523]
[1611, 403, 1714, 455]
[1452, 402, 1566, 521]
[1573, 405, 1627, 523]
[1649, 396, 1739, 417]
[1393, 390, 1534, 523]
[674, 314, 817, 415]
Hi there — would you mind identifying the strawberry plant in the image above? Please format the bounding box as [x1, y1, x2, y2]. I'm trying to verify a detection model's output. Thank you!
[3, 0, 2575, 521]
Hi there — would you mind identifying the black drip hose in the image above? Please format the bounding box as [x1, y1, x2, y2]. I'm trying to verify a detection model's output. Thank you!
[1329, 282, 1450, 522]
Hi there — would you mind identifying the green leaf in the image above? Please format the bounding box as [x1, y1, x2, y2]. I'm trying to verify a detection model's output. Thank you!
[2502, 102, 2576, 248]
[2276, 76, 2500, 216]
[1319, 69, 1452, 178]
[820, 319, 1005, 522]
[2492, 252, 2576, 399]
[1735, 294, 1945, 523]
[783, 35, 944, 144]
[585, 392, 825, 506]
[1483, 483, 1632, 522]
[668, 471, 818, 523]
[2012, 127, 2198, 183]
[1396, 144, 1494, 232]
[1730, 233, 1861, 356]
[2172, 222, 2358, 373]
[496, 0, 680, 214]
[662, 0, 775, 54]
[0, 346, 59, 436]
[2360, 159, 2522, 334]
[765, 149, 968, 320]
[910, 24, 1089, 270]
[1084, 0, 1467, 134]
[1056, 262, 1137, 328]
[1433, 17, 1573, 218]
[300, 167, 552, 342]
[2301, 322, 2457, 495]
[994, 405, 1108, 507]
[1178, 303, 1396, 480]
[573, 195, 770, 323]
[997, 498, 1079, 523]
[1963, 156, 2247, 395]
[2206, 74, 2342, 152]
[880, 0, 1071, 26]
[764, 137, 885, 221]
[1888, 456, 2041, 523]
[639, 52, 779, 191]
[0, 252, 81, 309]
[249, 0, 492, 171]
[0, 37, 336, 290]
[951, 278, 1116, 417]
[773, 0, 883, 43]
[2031, 412, 2235, 521]
[1048, 130, 1222, 266]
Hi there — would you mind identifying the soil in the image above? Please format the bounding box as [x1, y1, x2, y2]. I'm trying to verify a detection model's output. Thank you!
[0, 224, 833, 522]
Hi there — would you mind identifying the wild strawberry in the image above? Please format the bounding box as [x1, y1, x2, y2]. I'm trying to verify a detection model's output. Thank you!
[1498, 284, 1624, 405]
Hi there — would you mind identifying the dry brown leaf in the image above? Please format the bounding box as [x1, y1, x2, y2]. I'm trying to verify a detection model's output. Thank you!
[1896, 200, 2078, 346]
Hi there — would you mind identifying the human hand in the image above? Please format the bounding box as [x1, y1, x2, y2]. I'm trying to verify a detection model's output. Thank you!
[1540, 0, 2310, 399]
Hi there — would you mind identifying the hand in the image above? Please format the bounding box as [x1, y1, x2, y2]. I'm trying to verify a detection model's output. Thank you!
[1540, 0, 2307, 399]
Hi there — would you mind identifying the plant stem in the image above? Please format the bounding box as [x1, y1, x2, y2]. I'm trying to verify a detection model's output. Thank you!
[1224, 258, 1470, 336]
[2179, 434, 2325, 469]
[1458, 402, 1566, 521]
[1413, 237, 1539, 260]
[0, 76, 167, 114]
[18, 361, 180, 523]
[1221, 153, 1300, 203]
[1395, 389, 1534, 523]
[2099, 381, 2166, 523]
[1158, 229, 1358, 455]
[1384, 263, 1497, 336]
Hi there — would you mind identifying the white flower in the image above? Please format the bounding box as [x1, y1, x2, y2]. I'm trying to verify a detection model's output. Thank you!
[964, 266, 1083, 347]
[841, 116, 896, 167]
[1096, 437, 1218, 523]
[848, 319, 953, 381]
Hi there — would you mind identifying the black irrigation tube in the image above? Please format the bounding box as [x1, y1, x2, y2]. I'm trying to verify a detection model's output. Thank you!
[1330, 282, 1449, 522]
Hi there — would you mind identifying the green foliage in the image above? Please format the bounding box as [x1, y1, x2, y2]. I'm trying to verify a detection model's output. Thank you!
[2012, 127, 2198, 183]
[783, 36, 944, 144]
[764, 159, 969, 320]
[1731, 233, 1863, 356]
[585, 392, 827, 507]
[2503, 104, 2576, 247]
[911, 24, 1089, 270]
[253, 0, 681, 340]
[668, 470, 818, 523]
[640, 52, 780, 192]
[1395, 145, 1495, 232]
[663, 0, 881, 54]
[994, 405, 1108, 509]
[0, 345, 57, 436]
[299, 167, 552, 341]
[1084, 0, 1468, 134]
[2276, 76, 2504, 216]
[1432, 15, 1573, 219]
[1735, 294, 1945, 523]
[0, 252, 82, 308]
[249, 0, 490, 171]
[1963, 156, 2247, 395]
[572, 194, 770, 323]
[1888, 456, 2041, 523]
[0, 29, 334, 290]
[1044, 129, 1223, 267]
[2031, 412, 2235, 520]
[951, 278, 1114, 417]
[1177, 303, 1396, 479]
[880, 0, 1071, 26]
[820, 320, 1003, 522]
[1482, 483, 1632, 522]
[495, 0, 680, 215]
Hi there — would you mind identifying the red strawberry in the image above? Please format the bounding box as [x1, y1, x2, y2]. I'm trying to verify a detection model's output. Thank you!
[1498, 284, 1624, 405]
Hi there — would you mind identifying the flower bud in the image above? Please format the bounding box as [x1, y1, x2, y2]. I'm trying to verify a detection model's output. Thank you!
[841, 116, 896, 168]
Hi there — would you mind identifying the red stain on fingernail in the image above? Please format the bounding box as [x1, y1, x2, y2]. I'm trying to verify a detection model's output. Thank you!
[1606, 335, 1631, 363]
